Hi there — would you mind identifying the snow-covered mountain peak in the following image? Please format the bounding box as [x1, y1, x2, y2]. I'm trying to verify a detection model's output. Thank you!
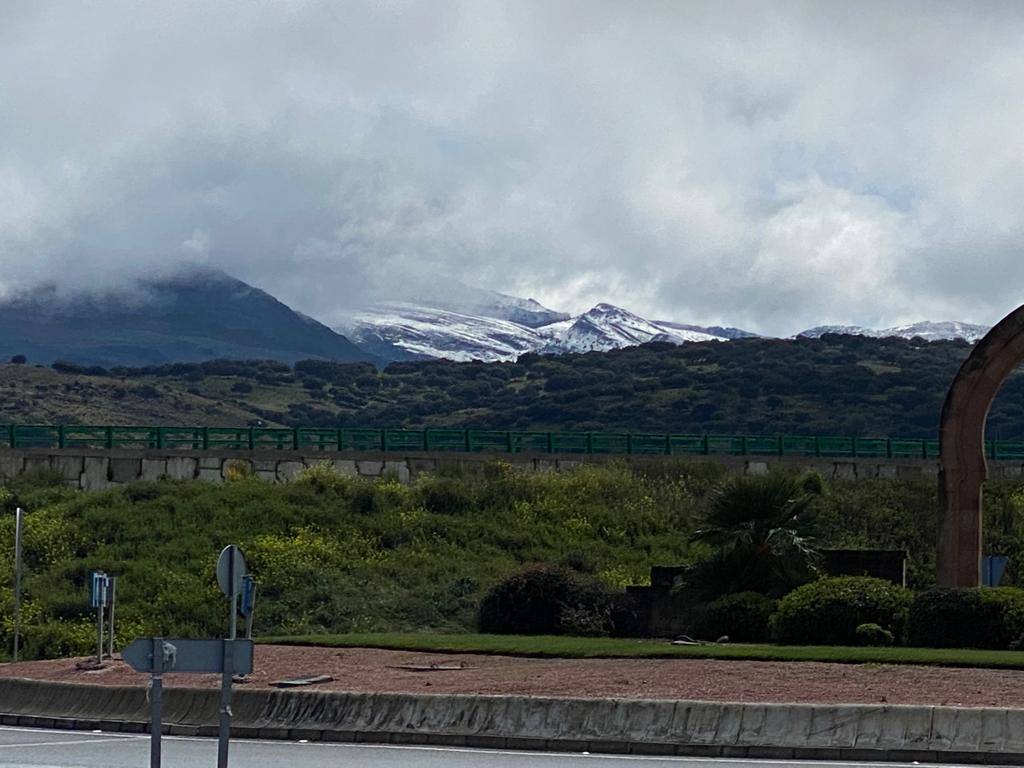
[797, 320, 988, 343]
[335, 296, 735, 362]
[338, 302, 546, 363]
[335, 286, 986, 364]
[797, 325, 876, 339]
[540, 303, 726, 354]
[882, 321, 988, 343]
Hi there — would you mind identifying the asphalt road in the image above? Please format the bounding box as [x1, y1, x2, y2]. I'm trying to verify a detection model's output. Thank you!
[0, 726, 988, 768]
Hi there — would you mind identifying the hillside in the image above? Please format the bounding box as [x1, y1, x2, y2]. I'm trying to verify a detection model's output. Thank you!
[0, 269, 376, 367]
[5, 463, 1023, 659]
[1, 334, 1021, 440]
[0, 465, 699, 654]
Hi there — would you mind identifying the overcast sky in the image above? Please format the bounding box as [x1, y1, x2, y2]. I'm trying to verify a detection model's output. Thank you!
[3, 1, 1024, 335]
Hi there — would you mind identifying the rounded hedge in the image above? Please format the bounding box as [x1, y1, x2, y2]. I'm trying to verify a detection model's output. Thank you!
[908, 587, 1024, 649]
[702, 591, 778, 642]
[477, 563, 613, 636]
[855, 622, 894, 646]
[771, 576, 912, 645]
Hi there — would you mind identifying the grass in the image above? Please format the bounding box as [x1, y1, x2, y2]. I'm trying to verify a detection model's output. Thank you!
[261, 632, 1024, 669]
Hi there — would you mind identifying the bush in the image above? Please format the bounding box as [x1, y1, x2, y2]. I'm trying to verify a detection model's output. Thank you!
[20, 620, 96, 659]
[908, 587, 1024, 649]
[414, 476, 475, 515]
[293, 461, 353, 495]
[771, 576, 912, 645]
[702, 591, 778, 642]
[478, 564, 613, 636]
[855, 622, 894, 646]
[224, 461, 256, 482]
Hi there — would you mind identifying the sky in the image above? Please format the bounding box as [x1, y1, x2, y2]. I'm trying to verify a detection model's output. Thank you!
[2, 1, 1024, 336]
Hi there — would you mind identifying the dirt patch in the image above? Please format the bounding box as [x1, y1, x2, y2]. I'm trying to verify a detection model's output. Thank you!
[1, 646, 1022, 708]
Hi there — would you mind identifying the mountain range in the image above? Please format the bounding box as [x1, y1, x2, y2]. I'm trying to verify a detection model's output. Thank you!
[337, 296, 988, 362]
[0, 269, 376, 367]
[0, 268, 991, 367]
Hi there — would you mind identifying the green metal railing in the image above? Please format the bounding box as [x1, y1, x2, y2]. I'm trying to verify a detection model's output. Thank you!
[2, 424, 1024, 460]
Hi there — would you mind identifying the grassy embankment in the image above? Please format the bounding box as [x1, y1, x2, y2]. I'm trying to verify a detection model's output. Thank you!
[264, 632, 1024, 669]
[3, 460, 1024, 661]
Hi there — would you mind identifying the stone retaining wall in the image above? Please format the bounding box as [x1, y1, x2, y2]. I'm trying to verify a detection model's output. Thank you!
[0, 678, 1022, 764]
[4, 447, 1023, 490]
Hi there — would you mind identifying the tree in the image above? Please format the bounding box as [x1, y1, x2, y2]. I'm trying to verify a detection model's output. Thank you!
[690, 471, 823, 597]
[9, 355, 26, 365]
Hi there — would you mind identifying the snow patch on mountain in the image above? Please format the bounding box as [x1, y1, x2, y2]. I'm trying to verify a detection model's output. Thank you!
[541, 304, 725, 353]
[464, 292, 571, 328]
[340, 303, 546, 363]
[798, 321, 988, 343]
[338, 300, 728, 361]
[655, 321, 760, 340]
[337, 286, 987, 363]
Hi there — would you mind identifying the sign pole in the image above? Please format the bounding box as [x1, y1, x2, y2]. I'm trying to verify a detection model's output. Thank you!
[96, 594, 104, 666]
[212, 543, 248, 767]
[107, 576, 117, 659]
[12, 508, 23, 663]
[244, 581, 256, 640]
[150, 637, 163, 768]
[217, 639, 234, 768]
[123, 635, 253, 768]
[228, 547, 238, 641]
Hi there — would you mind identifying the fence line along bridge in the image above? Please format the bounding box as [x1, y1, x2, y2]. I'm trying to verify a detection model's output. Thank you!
[2, 423, 1024, 460]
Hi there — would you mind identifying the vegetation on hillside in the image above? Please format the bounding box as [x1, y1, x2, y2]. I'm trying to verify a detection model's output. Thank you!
[4, 462, 1024, 660]
[3, 334, 1022, 439]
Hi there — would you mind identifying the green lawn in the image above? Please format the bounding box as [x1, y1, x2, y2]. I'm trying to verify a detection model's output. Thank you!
[260, 632, 1024, 669]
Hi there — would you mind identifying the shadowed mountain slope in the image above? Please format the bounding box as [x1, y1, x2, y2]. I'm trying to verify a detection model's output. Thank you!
[0, 269, 377, 367]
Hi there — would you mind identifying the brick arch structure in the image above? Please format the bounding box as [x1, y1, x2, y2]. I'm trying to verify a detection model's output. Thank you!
[938, 304, 1024, 587]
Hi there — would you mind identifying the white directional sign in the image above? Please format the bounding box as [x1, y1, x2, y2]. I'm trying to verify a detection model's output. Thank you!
[123, 637, 254, 675]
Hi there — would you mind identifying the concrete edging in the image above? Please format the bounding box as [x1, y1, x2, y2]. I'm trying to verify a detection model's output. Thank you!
[1, 678, 1023, 764]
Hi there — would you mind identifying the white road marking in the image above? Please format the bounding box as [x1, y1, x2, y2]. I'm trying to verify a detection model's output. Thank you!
[0, 726, 982, 767]
[0, 736, 136, 749]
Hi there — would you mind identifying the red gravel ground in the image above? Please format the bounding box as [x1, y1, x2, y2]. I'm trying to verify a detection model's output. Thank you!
[2, 646, 1024, 709]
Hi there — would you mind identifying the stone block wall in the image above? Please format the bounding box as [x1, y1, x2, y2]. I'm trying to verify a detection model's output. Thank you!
[1, 447, 1023, 491]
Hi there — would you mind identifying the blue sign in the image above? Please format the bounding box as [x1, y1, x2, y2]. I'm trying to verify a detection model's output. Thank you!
[240, 575, 255, 618]
[90, 571, 109, 608]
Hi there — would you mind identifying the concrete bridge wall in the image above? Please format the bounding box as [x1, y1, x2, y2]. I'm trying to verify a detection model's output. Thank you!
[3, 447, 1024, 490]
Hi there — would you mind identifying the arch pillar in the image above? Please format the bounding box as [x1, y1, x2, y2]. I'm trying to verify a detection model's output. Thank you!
[938, 304, 1024, 587]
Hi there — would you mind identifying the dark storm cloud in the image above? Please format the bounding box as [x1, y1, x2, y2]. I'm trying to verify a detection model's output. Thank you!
[2, 0, 1024, 334]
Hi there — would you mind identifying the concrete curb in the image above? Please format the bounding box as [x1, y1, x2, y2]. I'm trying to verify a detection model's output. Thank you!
[1, 678, 1023, 764]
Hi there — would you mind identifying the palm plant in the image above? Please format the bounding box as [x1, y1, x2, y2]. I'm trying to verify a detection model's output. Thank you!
[690, 471, 823, 597]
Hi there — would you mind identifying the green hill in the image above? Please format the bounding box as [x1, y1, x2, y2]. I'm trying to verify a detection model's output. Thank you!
[3, 462, 1024, 660]
[2, 334, 1019, 440]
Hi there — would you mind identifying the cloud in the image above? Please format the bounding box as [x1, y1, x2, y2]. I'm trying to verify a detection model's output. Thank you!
[2, 1, 1023, 334]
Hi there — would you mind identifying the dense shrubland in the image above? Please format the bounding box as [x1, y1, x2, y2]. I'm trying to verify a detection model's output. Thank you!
[3, 463, 1024, 658]
[9, 334, 1024, 439]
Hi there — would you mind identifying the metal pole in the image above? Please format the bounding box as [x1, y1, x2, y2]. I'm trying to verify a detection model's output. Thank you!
[228, 548, 238, 641]
[218, 547, 239, 767]
[245, 583, 256, 640]
[96, 597, 104, 666]
[107, 576, 116, 659]
[150, 637, 162, 768]
[217, 639, 235, 768]
[12, 508, 23, 663]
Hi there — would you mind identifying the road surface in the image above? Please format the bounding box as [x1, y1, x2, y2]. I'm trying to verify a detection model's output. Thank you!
[0, 726, 988, 768]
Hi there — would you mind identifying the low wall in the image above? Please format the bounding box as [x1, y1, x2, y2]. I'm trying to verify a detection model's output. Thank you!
[1, 678, 1023, 763]
[4, 447, 1024, 490]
